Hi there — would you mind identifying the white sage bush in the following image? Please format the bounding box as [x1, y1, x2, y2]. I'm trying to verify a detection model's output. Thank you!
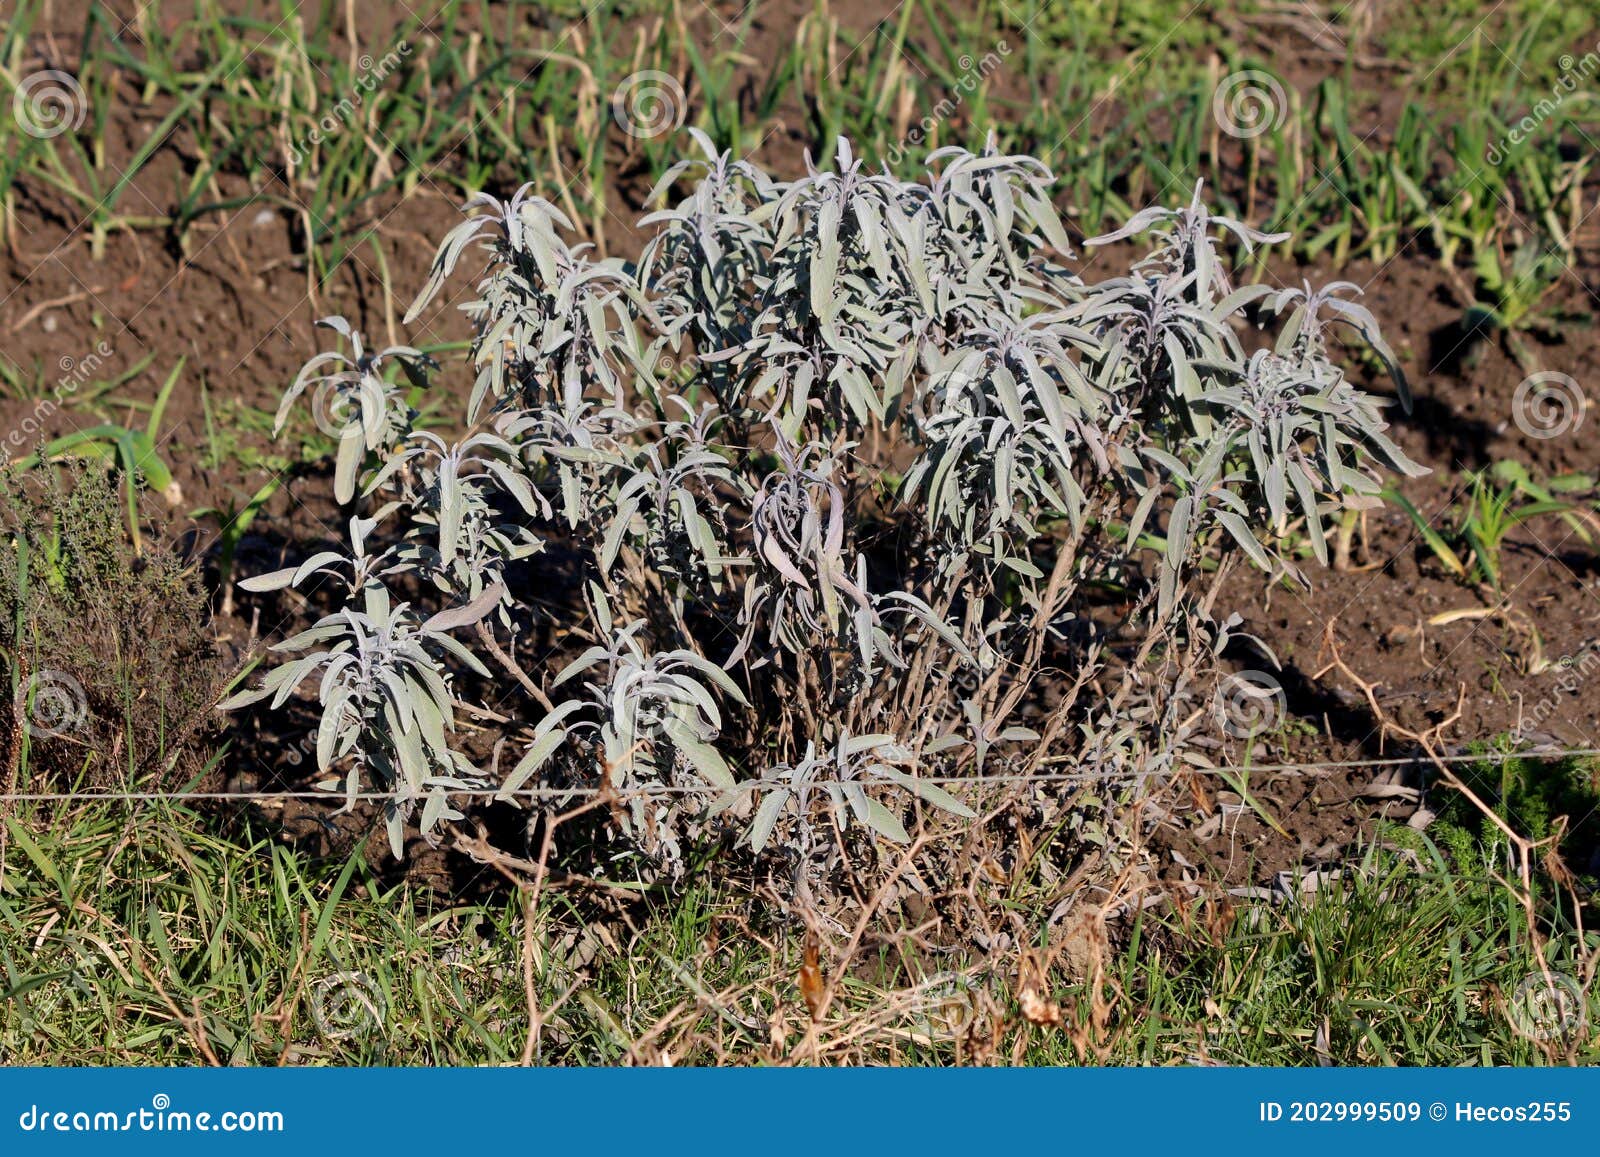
[227, 134, 1423, 877]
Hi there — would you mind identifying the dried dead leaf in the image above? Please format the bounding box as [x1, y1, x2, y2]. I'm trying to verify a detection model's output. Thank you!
[798, 929, 825, 1022]
[1019, 986, 1062, 1026]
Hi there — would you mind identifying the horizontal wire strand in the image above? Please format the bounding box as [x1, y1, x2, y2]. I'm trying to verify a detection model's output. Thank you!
[3, 746, 1596, 803]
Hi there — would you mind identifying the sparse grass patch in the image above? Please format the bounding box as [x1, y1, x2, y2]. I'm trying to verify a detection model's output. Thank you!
[2, 797, 1595, 1065]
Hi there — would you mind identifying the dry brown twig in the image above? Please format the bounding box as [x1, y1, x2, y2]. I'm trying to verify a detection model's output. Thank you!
[474, 623, 557, 712]
[128, 939, 222, 1066]
[1313, 617, 1595, 1039]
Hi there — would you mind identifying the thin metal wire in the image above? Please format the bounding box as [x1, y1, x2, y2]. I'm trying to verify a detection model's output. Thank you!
[4, 746, 1597, 803]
